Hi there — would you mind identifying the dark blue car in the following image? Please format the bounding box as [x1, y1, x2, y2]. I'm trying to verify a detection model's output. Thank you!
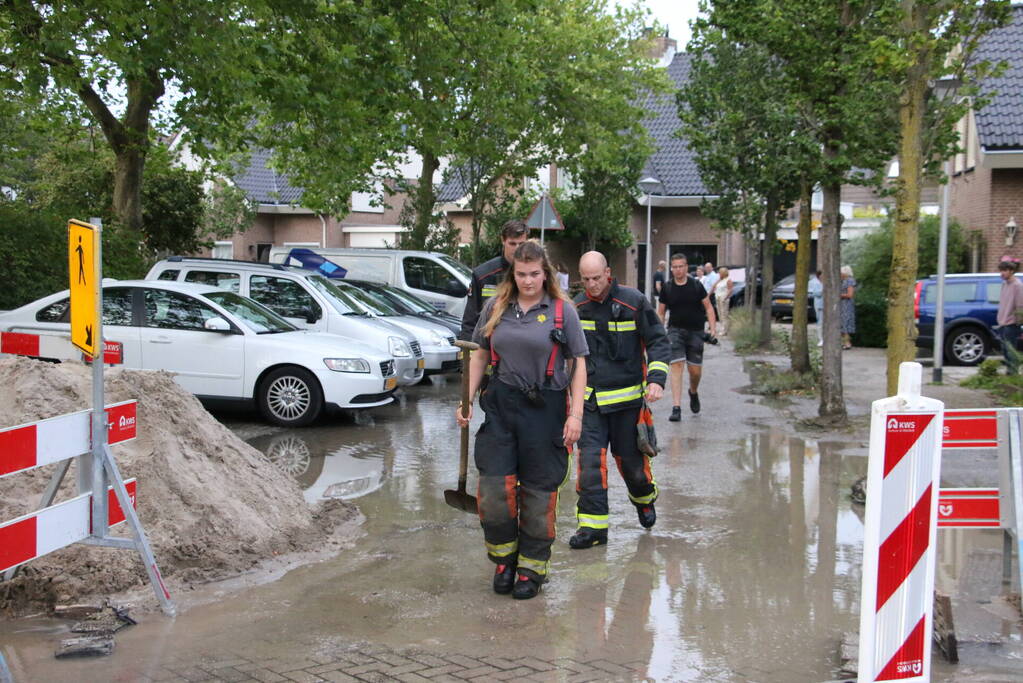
[915, 273, 1021, 365]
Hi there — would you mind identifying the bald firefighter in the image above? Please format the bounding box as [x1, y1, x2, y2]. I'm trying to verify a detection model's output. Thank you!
[458, 219, 529, 341]
[570, 252, 670, 548]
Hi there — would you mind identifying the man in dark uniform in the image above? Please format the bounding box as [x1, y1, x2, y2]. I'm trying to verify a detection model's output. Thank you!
[570, 251, 670, 548]
[458, 219, 529, 341]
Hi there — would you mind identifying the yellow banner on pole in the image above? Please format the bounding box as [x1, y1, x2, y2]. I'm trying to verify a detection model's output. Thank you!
[68, 219, 100, 356]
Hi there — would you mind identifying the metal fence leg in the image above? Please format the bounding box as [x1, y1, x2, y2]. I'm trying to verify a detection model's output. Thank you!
[100, 445, 176, 617]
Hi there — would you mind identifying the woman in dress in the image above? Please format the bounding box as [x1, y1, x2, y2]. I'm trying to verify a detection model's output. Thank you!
[839, 265, 857, 350]
[712, 267, 733, 335]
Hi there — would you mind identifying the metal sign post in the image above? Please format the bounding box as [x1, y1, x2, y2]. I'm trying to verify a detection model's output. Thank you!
[63, 218, 175, 616]
[858, 362, 944, 682]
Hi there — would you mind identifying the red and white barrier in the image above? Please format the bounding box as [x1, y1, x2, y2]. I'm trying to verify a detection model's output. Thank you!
[0, 480, 136, 573]
[0, 331, 78, 360]
[937, 488, 1001, 528]
[941, 409, 998, 449]
[858, 363, 943, 682]
[0, 331, 122, 365]
[0, 401, 136, 478]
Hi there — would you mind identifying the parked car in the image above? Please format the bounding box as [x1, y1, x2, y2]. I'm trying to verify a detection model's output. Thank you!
[770, 274, 818, 321]
[342, 279, 461, 337]
[330, 280, 461, 375]
[270, 247, 471, 317]
[0, 280, 398, 426]
[915, 272, 1022, 366]
[146, 257, 425, 386]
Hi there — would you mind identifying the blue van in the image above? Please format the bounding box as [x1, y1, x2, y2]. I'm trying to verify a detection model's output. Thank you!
[915, 273, 1022, 365]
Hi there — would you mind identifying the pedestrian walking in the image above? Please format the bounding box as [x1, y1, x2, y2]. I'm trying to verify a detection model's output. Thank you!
[996, 255, 1023, 374]
[809, 270, 824, 347]
[839, 265, 857, 350]
[456, 240, 588, 599]
[557, 262, 571, 293]
[570, 251, 670, 548]
[657, 253, 717, 422]
[701, 262, 719, 294]
[653, 260, 667, 303]
[458, 219, 529, 341]
[712, 267, 733, 336]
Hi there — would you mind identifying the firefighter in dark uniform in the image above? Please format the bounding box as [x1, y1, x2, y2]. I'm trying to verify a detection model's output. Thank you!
[455, 240, 588, 599]
[458, 219, 529, 341]
[569, 251, 670, 548]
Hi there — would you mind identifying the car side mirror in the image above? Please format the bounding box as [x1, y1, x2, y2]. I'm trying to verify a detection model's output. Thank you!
[204, 317, 233, 333]
[303, 306, 321, 324]
[447, 280, 468, 298]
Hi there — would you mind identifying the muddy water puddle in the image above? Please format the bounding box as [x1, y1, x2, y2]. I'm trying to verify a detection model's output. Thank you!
[2, 378, 1020, 681]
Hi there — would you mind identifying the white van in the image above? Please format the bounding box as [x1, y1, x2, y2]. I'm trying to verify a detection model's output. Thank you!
[269, 247, 471, 317]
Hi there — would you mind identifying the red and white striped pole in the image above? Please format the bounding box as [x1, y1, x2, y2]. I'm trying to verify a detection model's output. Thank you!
[858, 362, 944, 681]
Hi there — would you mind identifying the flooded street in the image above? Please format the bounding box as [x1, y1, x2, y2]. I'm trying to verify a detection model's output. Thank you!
[2, 348, 1022, 681]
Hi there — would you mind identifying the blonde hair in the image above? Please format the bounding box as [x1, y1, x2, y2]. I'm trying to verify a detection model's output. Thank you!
[841, 265, 854, 279]
[718, 267, 729, 278]
[483, 240, 567, 338]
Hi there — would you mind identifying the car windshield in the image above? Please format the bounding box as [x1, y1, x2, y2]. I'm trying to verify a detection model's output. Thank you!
[438, 254, 472, 282]
[204, 291, 296, 334]
[306, 275, 362, 315]
[336, 282, 401, 316]
[375, 284, 435, 314]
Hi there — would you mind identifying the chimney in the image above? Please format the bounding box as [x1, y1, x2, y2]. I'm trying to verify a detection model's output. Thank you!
[644, 27, 677, 64]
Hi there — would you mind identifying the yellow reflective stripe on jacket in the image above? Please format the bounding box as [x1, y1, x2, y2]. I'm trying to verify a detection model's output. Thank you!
[579, 319, 597, 331]
[584, 386, 593, 401]
[647, 361, 669, 375]
[485, 540, 518, 558]
[594, 384, 643, 406]
[481, 284, 498, 298]
[518, 555, 549, 576]
[577, 513, 609, 530]
[608, 320, 637, 332]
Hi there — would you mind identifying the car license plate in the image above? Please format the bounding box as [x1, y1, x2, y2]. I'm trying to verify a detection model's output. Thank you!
[385, 377, 397, 390]
[776, 298, 793, 305]
[417, 358, 425, 369]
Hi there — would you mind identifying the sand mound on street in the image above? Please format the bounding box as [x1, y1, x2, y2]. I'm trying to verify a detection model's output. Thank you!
[0, 356, 357, 615]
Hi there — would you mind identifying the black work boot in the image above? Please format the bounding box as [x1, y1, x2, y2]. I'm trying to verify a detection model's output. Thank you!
[689, 391, 701, 414]
[635, 503, 656, 529]
[512, 573, 543, 600]
[669, 406, 681, 422]
[569, 527, 608, 549]
[492, 563, 516, 594]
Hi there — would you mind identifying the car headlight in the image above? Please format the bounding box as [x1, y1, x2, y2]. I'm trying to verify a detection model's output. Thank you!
[428, 330, 447, 346]
[323, 358, 371, 373]
[388, 336, 412, 357]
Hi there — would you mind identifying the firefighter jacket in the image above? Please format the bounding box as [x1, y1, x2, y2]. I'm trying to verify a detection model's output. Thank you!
[458, 254, 509, 341]
[574, 281, 670, 414]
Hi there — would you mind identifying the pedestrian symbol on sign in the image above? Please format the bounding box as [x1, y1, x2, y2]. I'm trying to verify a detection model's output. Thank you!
[67, 219, 99, 357]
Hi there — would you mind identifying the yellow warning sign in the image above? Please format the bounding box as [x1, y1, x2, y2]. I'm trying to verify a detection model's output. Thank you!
[68, 219, 100, 356]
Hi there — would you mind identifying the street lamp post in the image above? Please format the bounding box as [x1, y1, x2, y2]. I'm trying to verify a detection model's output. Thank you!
[932, 75, 961, 384]
[638, 176, 663, 304]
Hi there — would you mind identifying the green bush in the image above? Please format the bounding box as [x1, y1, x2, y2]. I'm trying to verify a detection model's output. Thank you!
[0, 203, 150, 310]
[851, 289, 888, 348]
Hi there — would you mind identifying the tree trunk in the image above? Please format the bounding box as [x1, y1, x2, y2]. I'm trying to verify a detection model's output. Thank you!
[759, 195, 778, 348]
[411, 150, 441, 249]
[886, 7, 929, 396]
[791, 182, 813, 373]
[112, 146, 146, 234]
[818, 151, 846, 421]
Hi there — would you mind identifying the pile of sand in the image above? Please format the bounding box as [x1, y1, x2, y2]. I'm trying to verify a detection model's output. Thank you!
[0, 357, 357, 615]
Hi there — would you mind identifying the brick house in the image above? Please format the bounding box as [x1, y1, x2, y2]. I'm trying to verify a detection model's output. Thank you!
[948, 4, 1023, 272]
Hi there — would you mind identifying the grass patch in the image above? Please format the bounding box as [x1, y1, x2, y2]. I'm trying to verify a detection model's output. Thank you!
[960, 358, 1023, 406]
[730, 308, 789, 354]
[746, 360, 818, 396]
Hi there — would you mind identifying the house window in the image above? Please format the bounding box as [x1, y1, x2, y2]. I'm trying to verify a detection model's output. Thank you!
[212, 241, 234, 260]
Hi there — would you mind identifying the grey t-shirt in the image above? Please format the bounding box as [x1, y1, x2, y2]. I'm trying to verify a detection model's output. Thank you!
[472, 293, 589, 391]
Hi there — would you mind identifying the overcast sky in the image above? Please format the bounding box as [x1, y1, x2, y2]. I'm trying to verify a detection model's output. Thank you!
[642, 0, 703, 47]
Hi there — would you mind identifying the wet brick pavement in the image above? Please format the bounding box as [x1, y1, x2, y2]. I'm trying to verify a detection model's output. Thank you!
[147, 646, 659, 683]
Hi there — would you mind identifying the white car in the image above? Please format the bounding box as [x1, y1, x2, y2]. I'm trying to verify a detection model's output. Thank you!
[0, 280, 399, 427]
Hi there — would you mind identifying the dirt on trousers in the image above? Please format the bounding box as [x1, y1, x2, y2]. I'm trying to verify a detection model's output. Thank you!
[0, 356, 358, 616]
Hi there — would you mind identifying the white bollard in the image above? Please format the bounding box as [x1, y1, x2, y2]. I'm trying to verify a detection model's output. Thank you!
[857, 362, 945, 682]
